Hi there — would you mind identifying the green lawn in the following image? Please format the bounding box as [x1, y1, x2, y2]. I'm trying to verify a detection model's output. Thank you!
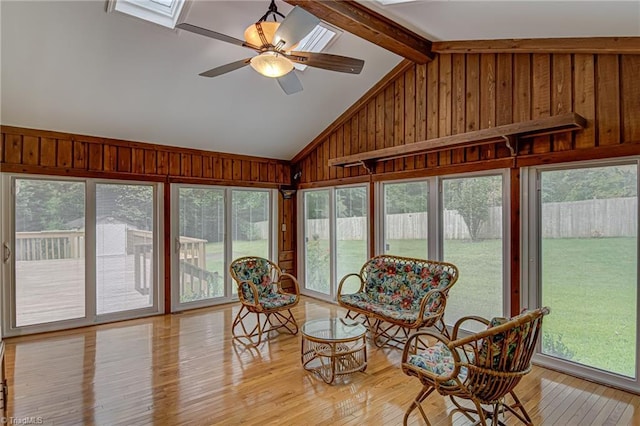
[198, 237, 637, 377]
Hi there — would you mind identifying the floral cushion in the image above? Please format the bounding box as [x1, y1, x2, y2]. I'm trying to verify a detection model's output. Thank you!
[231, 258, 274, 301]
[478, 314, 532, 369]
[361, 257, 452, 310]
[407, 342, 469, 385]
[339, 292, 444, 324]
[259, 293, 297, 310]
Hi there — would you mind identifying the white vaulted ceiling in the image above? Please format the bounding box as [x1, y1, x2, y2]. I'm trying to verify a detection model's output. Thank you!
[1, 1, 638, 160]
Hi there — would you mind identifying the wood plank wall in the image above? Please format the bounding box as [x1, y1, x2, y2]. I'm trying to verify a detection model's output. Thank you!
[0, 125, 296, 300]
[293, 53, 640, 315]
[294, 53, 640, 185]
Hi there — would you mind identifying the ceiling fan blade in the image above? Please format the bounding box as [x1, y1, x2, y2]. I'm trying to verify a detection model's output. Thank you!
[273, 6, 320, 51]
[277, 72, 303, 95]
[199, 59, 251, 78]
[287, 52, 365, 74]
[176, 23, 260, 51]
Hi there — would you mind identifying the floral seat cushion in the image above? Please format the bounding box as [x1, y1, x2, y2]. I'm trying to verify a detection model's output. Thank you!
[339, 292, 444, 324]
[230, 258, 275, 300]
[259, 293, 297, 310]
[407, 342, 469, 385]
[478, 314, 533, 369]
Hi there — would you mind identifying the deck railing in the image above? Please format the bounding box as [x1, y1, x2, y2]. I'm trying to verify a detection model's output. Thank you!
[15, 230, 85, 261]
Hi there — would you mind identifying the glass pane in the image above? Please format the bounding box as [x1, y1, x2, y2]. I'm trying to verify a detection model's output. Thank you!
[336, 187, 368, 294]
[232, 190, 270, 295]
[540, 165, 638, 377]
[15, 179, 85, 326]
[178, 188, 225, 303]
[231, 190, 270, 259]
[383, 182, 428, 258]
[96, 184, 154, 314]
[304, 190, 330, 294]
[443, 175, 503, 330]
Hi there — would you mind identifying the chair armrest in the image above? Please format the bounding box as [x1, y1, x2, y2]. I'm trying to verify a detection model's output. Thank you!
[451, 315, 490, 340]
[235, 279, 261, 308]
[278, 272, 301, 302]
[337, 273, 364, 298]
[416, 288, 447, 322]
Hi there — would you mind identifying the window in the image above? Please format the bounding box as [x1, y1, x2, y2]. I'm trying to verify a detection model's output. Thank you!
[107, 0, 187, 28]
[525, 160, 639, 391]
[293, 23, 341, 71]
[442, 174, 506, 330]
[171, 185, 275, 311]
[300, 185, 369, 299]
[381, 181, 429, 258]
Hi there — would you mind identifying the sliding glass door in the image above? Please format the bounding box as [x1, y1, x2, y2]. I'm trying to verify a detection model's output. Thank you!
[526, 160, 639, 391]
[171, 185, 275, 310]
[2, 175, 162, 336]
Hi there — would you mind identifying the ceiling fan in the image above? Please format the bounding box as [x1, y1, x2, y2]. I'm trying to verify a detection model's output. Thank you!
[176, 0, 365, 95]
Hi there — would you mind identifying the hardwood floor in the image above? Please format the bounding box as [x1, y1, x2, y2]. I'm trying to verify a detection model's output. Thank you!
[4, 296, 640, 425]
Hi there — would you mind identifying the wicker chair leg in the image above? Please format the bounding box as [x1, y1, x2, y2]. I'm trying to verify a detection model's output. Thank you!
[403, 385, 435, 426]
[232, 305, 264, 346]
[500, 391, 533, 425]
[268, 309, 299, 335]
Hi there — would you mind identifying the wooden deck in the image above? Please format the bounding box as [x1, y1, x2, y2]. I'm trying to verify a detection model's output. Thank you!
[3, 296, 640, 425]
[16, 256, 152, 326]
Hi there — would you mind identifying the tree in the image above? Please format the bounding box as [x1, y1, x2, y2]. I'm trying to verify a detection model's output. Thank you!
[444, 176, 502, 242]
[541, 165, 637, 203]
[384, 182, 428, 214]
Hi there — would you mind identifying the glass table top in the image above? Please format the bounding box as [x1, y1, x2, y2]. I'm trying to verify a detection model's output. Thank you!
[301, 318, 367, 341]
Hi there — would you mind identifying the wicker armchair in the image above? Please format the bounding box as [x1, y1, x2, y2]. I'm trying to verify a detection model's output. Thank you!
[401, 307, 550, 425]
[229, 256, 300, 346]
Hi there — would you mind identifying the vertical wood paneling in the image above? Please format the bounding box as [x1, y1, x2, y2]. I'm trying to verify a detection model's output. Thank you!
[223, 158, 233, 180]
[104, 145, 118, 172]
[242, 159, 251, 181]
[531, 54, 551, 154]
[465, 54, 480, 162]
[40, 137, 57, 167]
[157, 151, 169, 175]
[496, 54, 513, 126]
[144, 150, 157, 175]
[358, 108, 367, 175]
[22, 136, 39, 166]
[89, 144, 102, 171]
[180, 154, 192, 177]
[451, 54, 466, 168]
[596, 55, 621, 146]
[214, 157, 223, 180]
[375, 92, 385, 173]
[251, 161, 260, 181]
[336, 127, 344, 179]
[343, 122, 352, 177]
[415, 63, 427, 168]
[622, 56, 640, 143]
[480, 54, 496, 160]
[574, 54, 596, 149]
[552, 54, 573, 151]
[384, 85, 394, 173]
[57, 139, 73, 168]
[393, 76, 405, 171]
[404, 66, 416, 170]
[118, 146, 132, 173]
[438, 54, 453, 165]
[73, 141, 87, 170]
[514, 54, 532, 154]
[367, 100, 376, 169]
[329, 134, 337, 180]
[350, 115, 359, 177]
[132, 148, 144, 174]
[192, 155, 203, 178]
[426, 56, 440, 168]
[202, 156, 213, 178]
[232, 159, 242, 181]
[4, 134, 22, 164]
[169, 153, 181, 176]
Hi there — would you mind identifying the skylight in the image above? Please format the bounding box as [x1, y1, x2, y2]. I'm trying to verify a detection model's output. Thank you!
[107, 0, 187, 29]
[374, 0, 416, 5]
[293, 22, 341, 71]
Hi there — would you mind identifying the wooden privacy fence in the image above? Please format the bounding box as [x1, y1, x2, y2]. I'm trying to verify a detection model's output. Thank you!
[303, 197, 637, 240]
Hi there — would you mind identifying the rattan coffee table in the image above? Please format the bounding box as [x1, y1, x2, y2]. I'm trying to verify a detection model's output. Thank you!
[301, 318, 368, 384]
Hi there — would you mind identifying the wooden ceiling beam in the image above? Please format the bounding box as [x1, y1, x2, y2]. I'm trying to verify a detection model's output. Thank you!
[433, 37, 640, 54]
[284, 0, 434, 63]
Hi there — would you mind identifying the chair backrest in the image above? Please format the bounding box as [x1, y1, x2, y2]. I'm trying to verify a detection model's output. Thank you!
[360, 255, 458, 308]
[450, 307, 549, 404]
[229, 256, 277, 300]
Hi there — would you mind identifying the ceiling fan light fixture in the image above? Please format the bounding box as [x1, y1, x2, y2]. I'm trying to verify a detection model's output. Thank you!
[250, 51, 294, 78]
[244, 22, 279, 47]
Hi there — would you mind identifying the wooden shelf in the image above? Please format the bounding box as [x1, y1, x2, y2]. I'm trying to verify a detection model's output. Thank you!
[328, 113, 587, 168]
